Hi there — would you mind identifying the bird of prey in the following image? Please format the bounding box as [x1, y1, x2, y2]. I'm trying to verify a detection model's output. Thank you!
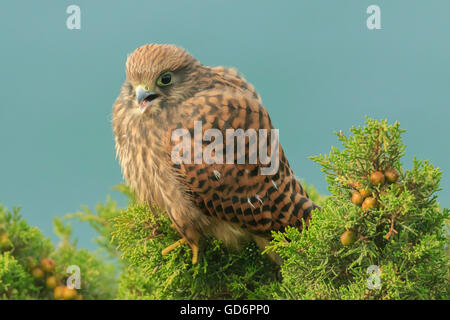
[113, 44, 319, 264]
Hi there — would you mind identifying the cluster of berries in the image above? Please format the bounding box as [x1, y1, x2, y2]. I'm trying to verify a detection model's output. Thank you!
[341, 168, 400, 246]
[29, 256, 82, 300]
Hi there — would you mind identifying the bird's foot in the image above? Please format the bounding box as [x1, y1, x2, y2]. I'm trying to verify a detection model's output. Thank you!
[161, 237, 186, 255]
[161, 237, 199, 264]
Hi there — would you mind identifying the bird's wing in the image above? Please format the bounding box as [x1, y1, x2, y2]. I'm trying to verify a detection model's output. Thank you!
[167, 89, 313, 236]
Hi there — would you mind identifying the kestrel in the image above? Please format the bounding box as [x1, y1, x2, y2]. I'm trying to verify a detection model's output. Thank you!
[113, 44, 319, 264]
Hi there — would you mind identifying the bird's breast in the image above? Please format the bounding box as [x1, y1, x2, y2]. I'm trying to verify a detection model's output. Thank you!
[114, 113, 172, 209]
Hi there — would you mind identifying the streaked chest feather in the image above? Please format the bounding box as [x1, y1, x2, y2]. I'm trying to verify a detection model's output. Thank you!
[113, 112, 175, 209]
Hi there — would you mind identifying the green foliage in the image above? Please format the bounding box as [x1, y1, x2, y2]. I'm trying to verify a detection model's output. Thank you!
[58, 183, 324, 300]
[0, 205, 117, 300]
[0, 252, 38, 299]
[0, 118, 448, 300]
[52, 216, 117, 299]
[267, 118, 449, 299]
[112, 203, 279, 299]
[62, 195, 122, 260]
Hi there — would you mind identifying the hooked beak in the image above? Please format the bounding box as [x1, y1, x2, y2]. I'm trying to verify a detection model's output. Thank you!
[135, 86, 160, 113]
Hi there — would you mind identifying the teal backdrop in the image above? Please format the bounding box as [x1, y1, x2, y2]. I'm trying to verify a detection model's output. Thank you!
[1, 0, 449, 249]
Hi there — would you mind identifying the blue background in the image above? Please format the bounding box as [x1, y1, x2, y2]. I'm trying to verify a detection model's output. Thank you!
[1, 0, 449, 249]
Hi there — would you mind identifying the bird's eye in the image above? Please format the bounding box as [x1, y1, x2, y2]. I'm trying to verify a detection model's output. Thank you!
[156, 72, 173, 86]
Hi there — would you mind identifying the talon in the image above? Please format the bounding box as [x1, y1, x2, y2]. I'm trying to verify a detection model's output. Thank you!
[161, 237, 186, 255]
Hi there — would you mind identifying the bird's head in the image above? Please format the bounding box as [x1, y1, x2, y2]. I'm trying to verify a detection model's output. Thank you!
[125, 43, 203, 115]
